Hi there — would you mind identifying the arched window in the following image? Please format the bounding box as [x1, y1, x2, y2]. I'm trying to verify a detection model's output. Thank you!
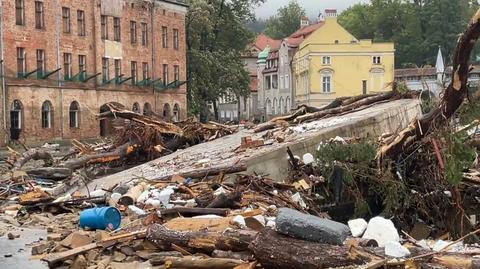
[320, 69, 334, 93]
[132, 102, 140, 113]
[285, 97, 289, 114]
[279, 97, 284, 114]
[173, 103, 180, 122]
[265, 99, 270, 115]
[10, 100, 23, 130]
[69, 101, 80, 128]
[163, 103, 171, 121]
[41, 100, 53, 129]
[143, 102, 152, 115]
[273, 98, 277, 115]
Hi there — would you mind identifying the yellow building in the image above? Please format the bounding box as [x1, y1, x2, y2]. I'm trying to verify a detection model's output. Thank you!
[293, 9, 395, 106]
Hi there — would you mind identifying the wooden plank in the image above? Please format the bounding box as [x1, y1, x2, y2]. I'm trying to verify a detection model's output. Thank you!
[164, 217, 234, 232]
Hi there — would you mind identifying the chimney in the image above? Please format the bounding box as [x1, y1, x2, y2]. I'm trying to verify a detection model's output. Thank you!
[300, 16, 309, 28]
[324, 9, 337, 20]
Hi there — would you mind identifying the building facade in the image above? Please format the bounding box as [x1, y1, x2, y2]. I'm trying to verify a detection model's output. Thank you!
[394, 48, 480, 97]
[257, 17, 323, 120]
[292, 9, 395, 107]
[0, 0, 187, 146]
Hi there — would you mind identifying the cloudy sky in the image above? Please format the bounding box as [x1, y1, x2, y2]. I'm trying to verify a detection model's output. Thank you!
[255, 0, 368, 18]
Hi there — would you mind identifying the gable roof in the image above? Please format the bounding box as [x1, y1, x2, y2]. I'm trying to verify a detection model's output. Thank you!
[254, 33, 282, 51]
[289, 22, 325, 39]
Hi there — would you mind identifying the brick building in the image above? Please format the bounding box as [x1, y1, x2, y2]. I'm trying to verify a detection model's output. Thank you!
[0, 0, 187, 146]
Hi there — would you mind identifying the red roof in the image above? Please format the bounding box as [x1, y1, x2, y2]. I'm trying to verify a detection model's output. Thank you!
[254, 33, 282, 51]
[290, 22, 325, 39]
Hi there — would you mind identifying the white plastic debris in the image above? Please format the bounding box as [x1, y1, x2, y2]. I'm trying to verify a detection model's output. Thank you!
[192, 215, 223, 219]
[127, 205, 146, 216]
[432, 240, 464, 252]
[137, 189, 152, 204]
[385, 241, 411, 258]
[362, 216, 400, 247]
[348, 218, 368, 237]
[291, 192, 307, 209]
[232, 215, 246, 228]
[158, 187, 176, 206]
[214, 187, 227, 196]
[302, 153, 315, 165]
[443, 191, 452, 197]
[333, 136, 346, 144]
[266, 220, 276, 228]
[145, 198, 161, 208]
[89, 189, 107, 197]
[53, 193, 71, 203]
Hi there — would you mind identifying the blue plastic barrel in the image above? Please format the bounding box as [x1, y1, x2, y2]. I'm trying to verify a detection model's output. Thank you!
[79, 207, 121, 230]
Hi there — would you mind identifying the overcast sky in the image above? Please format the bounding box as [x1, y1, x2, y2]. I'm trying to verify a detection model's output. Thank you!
[255, 0, 369, 18]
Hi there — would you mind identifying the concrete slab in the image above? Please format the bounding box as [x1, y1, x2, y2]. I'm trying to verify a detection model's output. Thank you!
[0, 226, 48, 269]
[85, 99, 421, 192]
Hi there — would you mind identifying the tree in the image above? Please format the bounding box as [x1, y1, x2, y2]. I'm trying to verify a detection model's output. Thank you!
[264, 0, 306, 39]
[338, 0, 479, 68]
[186, 0, 264, 121]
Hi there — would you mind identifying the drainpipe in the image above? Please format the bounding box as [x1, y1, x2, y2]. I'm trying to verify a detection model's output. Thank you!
[0, 0, 6, 143]
[151, 0, 156, 112]
[55, 0, 64, 139]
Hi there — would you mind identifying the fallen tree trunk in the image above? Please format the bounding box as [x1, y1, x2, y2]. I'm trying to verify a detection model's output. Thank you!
[12, 148, 53, 169]
[154, 163, 247, 181]
[379, 9, 480, 159]
[295, 90, 396, 123]
[249, 229, 365, 269]
[25, 167, 72, 180]
[164, 256, 244, 269]
[160, 207, 230, 217]
[147, 224, 256, 253]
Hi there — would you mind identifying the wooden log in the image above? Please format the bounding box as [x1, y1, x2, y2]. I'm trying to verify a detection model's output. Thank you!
[164, 217, 234, 232]
[25, 167, 73, 180]
[164, 256, 244, 269]
[160, 207, 230, 217]
[249, 229, 365, 269]
[12, 148, 53, 169]
[207, 191, 242, 208]
[154, 163, 247, 181]
[212, 250, 253, 261]
[149, 251, 183, 266]
[295, 90, 396, 123]
[431, 255, 480, 269]
[147, 224, 256, 253]
[118, 182, 147, 206]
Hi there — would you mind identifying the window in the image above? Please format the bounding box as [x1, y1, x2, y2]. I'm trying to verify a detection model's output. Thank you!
[141, 23, 148, 46]
[63, 53, 72, 79]
[173, 28, 179, 50]
[173, 104, 180, 122]
[114, 59, 121, 78]
[62, 7, 71, 33]
[131, 61, 137, 85]
[163, 64, 169, 84]
[77, 10, 85, 36]
[78, 55, 86, 80]
[41, 101, 52, 129]
[272, 74, 278, 89]
[280, 76, 284, 89]
[285, 75, 290, 88]
[113, 17, 121, 41]
[11, 100, 23, 130]
[373, 56, 381, 65]
[163, 103, 171, 121]
[142, 62, 148, 80]
[36, 49, 45, 76]
[102, 58, 109, 82]
[143, 103, 152, 116]
[322, 56, 331, 65]
[322, 74, 332, 93]
[17, 47, 26, 76]
[130, 21, 137, 43]
[265, 76, 271, 90]
[174, 65, 180, 81]
[162, 26, 168, 48]
[132, 103, 140, 113]
[15, 0, 25, 26]
[69, 101, 79, 128]
[35, 1, 44, 29]
[101, 15, 108, 39]
[362, 80, 367, 95]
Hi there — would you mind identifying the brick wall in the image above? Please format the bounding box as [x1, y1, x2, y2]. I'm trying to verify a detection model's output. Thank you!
[0, 0, 188, 146]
